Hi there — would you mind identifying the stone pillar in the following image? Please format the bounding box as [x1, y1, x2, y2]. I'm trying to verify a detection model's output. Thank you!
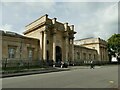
[40, 31, 44, 60]
[104, 48, 106, 61]
[65, 36, 69, 62]
[64, 23, 69, 62]
[103, 47, 105, 61]
[43, 31, 47, 60]
[0, 31, 2, 67]
[52, 34, 56, 62]
[70, 25, 75, 62]
[52, 18, 57, 62]
[71, 39, 74, 62]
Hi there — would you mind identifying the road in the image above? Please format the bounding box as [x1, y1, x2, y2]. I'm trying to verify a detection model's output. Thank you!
[2, 65, 118, 88]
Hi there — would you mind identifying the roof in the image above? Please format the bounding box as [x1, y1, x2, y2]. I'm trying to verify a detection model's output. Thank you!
[25, 14, 48, 27]
[75, 37, 95, 41]
[1, 30, 39, 41]
[74, 44, 97, 51]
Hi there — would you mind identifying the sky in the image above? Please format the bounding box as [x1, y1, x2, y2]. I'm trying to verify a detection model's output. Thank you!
[0, 0, 119, 40]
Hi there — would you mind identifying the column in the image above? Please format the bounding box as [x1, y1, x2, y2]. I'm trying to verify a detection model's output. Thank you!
[103, 47, 106, 62]
[65, 35, 69, 62]
[70, 25, 75, 63]
[72, 39, 74, 62]
[70, 39, 74, 62]
[52, 18, 57, 62]
[103, 47, 105, 60]
[40, 31, 44, 60]
[64, 23, 68, 62]
[52, 34, 56, 62]
[43, 31, 47, 60]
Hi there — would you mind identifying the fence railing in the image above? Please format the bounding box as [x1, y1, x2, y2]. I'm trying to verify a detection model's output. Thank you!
[0, 58, 112, 73]
[73, 60, 110, 66]
[1, 58, 54, 73]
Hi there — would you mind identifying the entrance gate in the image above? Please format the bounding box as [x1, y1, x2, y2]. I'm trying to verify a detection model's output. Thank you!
[56, 46, 62, 62]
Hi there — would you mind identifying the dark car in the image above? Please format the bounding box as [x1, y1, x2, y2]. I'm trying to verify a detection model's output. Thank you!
[62, 62, 68, 68]
[55, 61, 68, 68]
[55, 61, 62, 67]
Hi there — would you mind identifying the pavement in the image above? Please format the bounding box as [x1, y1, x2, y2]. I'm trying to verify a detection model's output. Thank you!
[2, 65, 118, 88]
[1, 65, 112, 78]
[1, 67, 70, 78]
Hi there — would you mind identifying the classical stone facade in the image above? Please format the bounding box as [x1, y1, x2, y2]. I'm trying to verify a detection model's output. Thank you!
[74, 45, 98, 63]
[74, 38, 109, 61]
[1, 14, 109, 65]
[0, 31, 2, 61]
[1, 31, 40, 61]
[23, 14, 76, 63]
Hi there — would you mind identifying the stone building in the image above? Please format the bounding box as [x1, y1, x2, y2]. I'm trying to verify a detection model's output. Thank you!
[23, 14, 76, 63]
[1, 14, 109, 65]
[74, 37, 109, 62]
[0, 31, 2, 61]
[74, 45, 98, 64]
[1, 31, 40, 61]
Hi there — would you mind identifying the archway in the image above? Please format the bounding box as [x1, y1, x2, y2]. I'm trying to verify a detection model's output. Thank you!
[56, 46, 62, 63]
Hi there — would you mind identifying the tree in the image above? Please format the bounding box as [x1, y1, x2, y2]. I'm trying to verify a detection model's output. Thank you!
[107, 34, 120, 63]
[107, 34, 120, 53]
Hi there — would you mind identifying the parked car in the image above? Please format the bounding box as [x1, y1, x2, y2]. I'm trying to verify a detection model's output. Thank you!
[55, 61, 62, 67]
[62, 62, 69, 68]
[55, 61, 68, 68]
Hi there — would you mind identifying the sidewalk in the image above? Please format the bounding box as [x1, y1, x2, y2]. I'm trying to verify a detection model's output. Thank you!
[1, 67, 70, 78]
[1, 65, 103, 78]
[69, 65, 102, 69]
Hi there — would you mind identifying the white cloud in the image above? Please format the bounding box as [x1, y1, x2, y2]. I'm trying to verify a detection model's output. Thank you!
[24, 2, 56, 13]
[74, 2, 118, 40]
[1, 0, 55, 2]
[1, 0, 119, 2]
[1, 2, 118, 40]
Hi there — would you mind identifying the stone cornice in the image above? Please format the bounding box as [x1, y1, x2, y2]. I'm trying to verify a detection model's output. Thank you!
[23, 21, 46, 35]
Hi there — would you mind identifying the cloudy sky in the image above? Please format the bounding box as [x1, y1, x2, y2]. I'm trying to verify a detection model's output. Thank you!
[0, 0, 119, 40]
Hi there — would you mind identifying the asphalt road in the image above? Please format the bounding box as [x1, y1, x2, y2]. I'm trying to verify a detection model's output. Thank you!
[2, 65, 118, 88]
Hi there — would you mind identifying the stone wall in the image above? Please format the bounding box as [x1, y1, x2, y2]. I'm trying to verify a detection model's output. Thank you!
[74, 38, 109, 61]
[2, 32, 40, 61]
[74, 45, 98, 63]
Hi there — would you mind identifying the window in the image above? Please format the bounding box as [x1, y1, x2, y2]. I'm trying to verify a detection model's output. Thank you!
[77, 52, 80, 60]
[8, 46, 16, 58]
[28, 48, 34, 60]
[83, 53, 86, 60]
[89, 54, 91, 60]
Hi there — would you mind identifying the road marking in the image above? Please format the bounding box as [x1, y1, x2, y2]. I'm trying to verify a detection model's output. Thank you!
[109, 80, 114, 84]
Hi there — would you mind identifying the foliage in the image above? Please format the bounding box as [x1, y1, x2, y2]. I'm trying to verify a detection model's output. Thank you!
[107, 34, 120, 53]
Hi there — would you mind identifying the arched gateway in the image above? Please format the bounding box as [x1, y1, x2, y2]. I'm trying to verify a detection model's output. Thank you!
[56, 46, 62, 63]
[23, 14, 76, 63]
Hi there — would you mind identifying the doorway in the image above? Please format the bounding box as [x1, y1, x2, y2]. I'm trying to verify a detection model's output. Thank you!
[56, 46, 62, 62]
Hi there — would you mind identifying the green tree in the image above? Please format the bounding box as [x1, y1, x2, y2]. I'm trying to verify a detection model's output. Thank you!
[107, 34, 120, 53]
[107, 34, 120, 62]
